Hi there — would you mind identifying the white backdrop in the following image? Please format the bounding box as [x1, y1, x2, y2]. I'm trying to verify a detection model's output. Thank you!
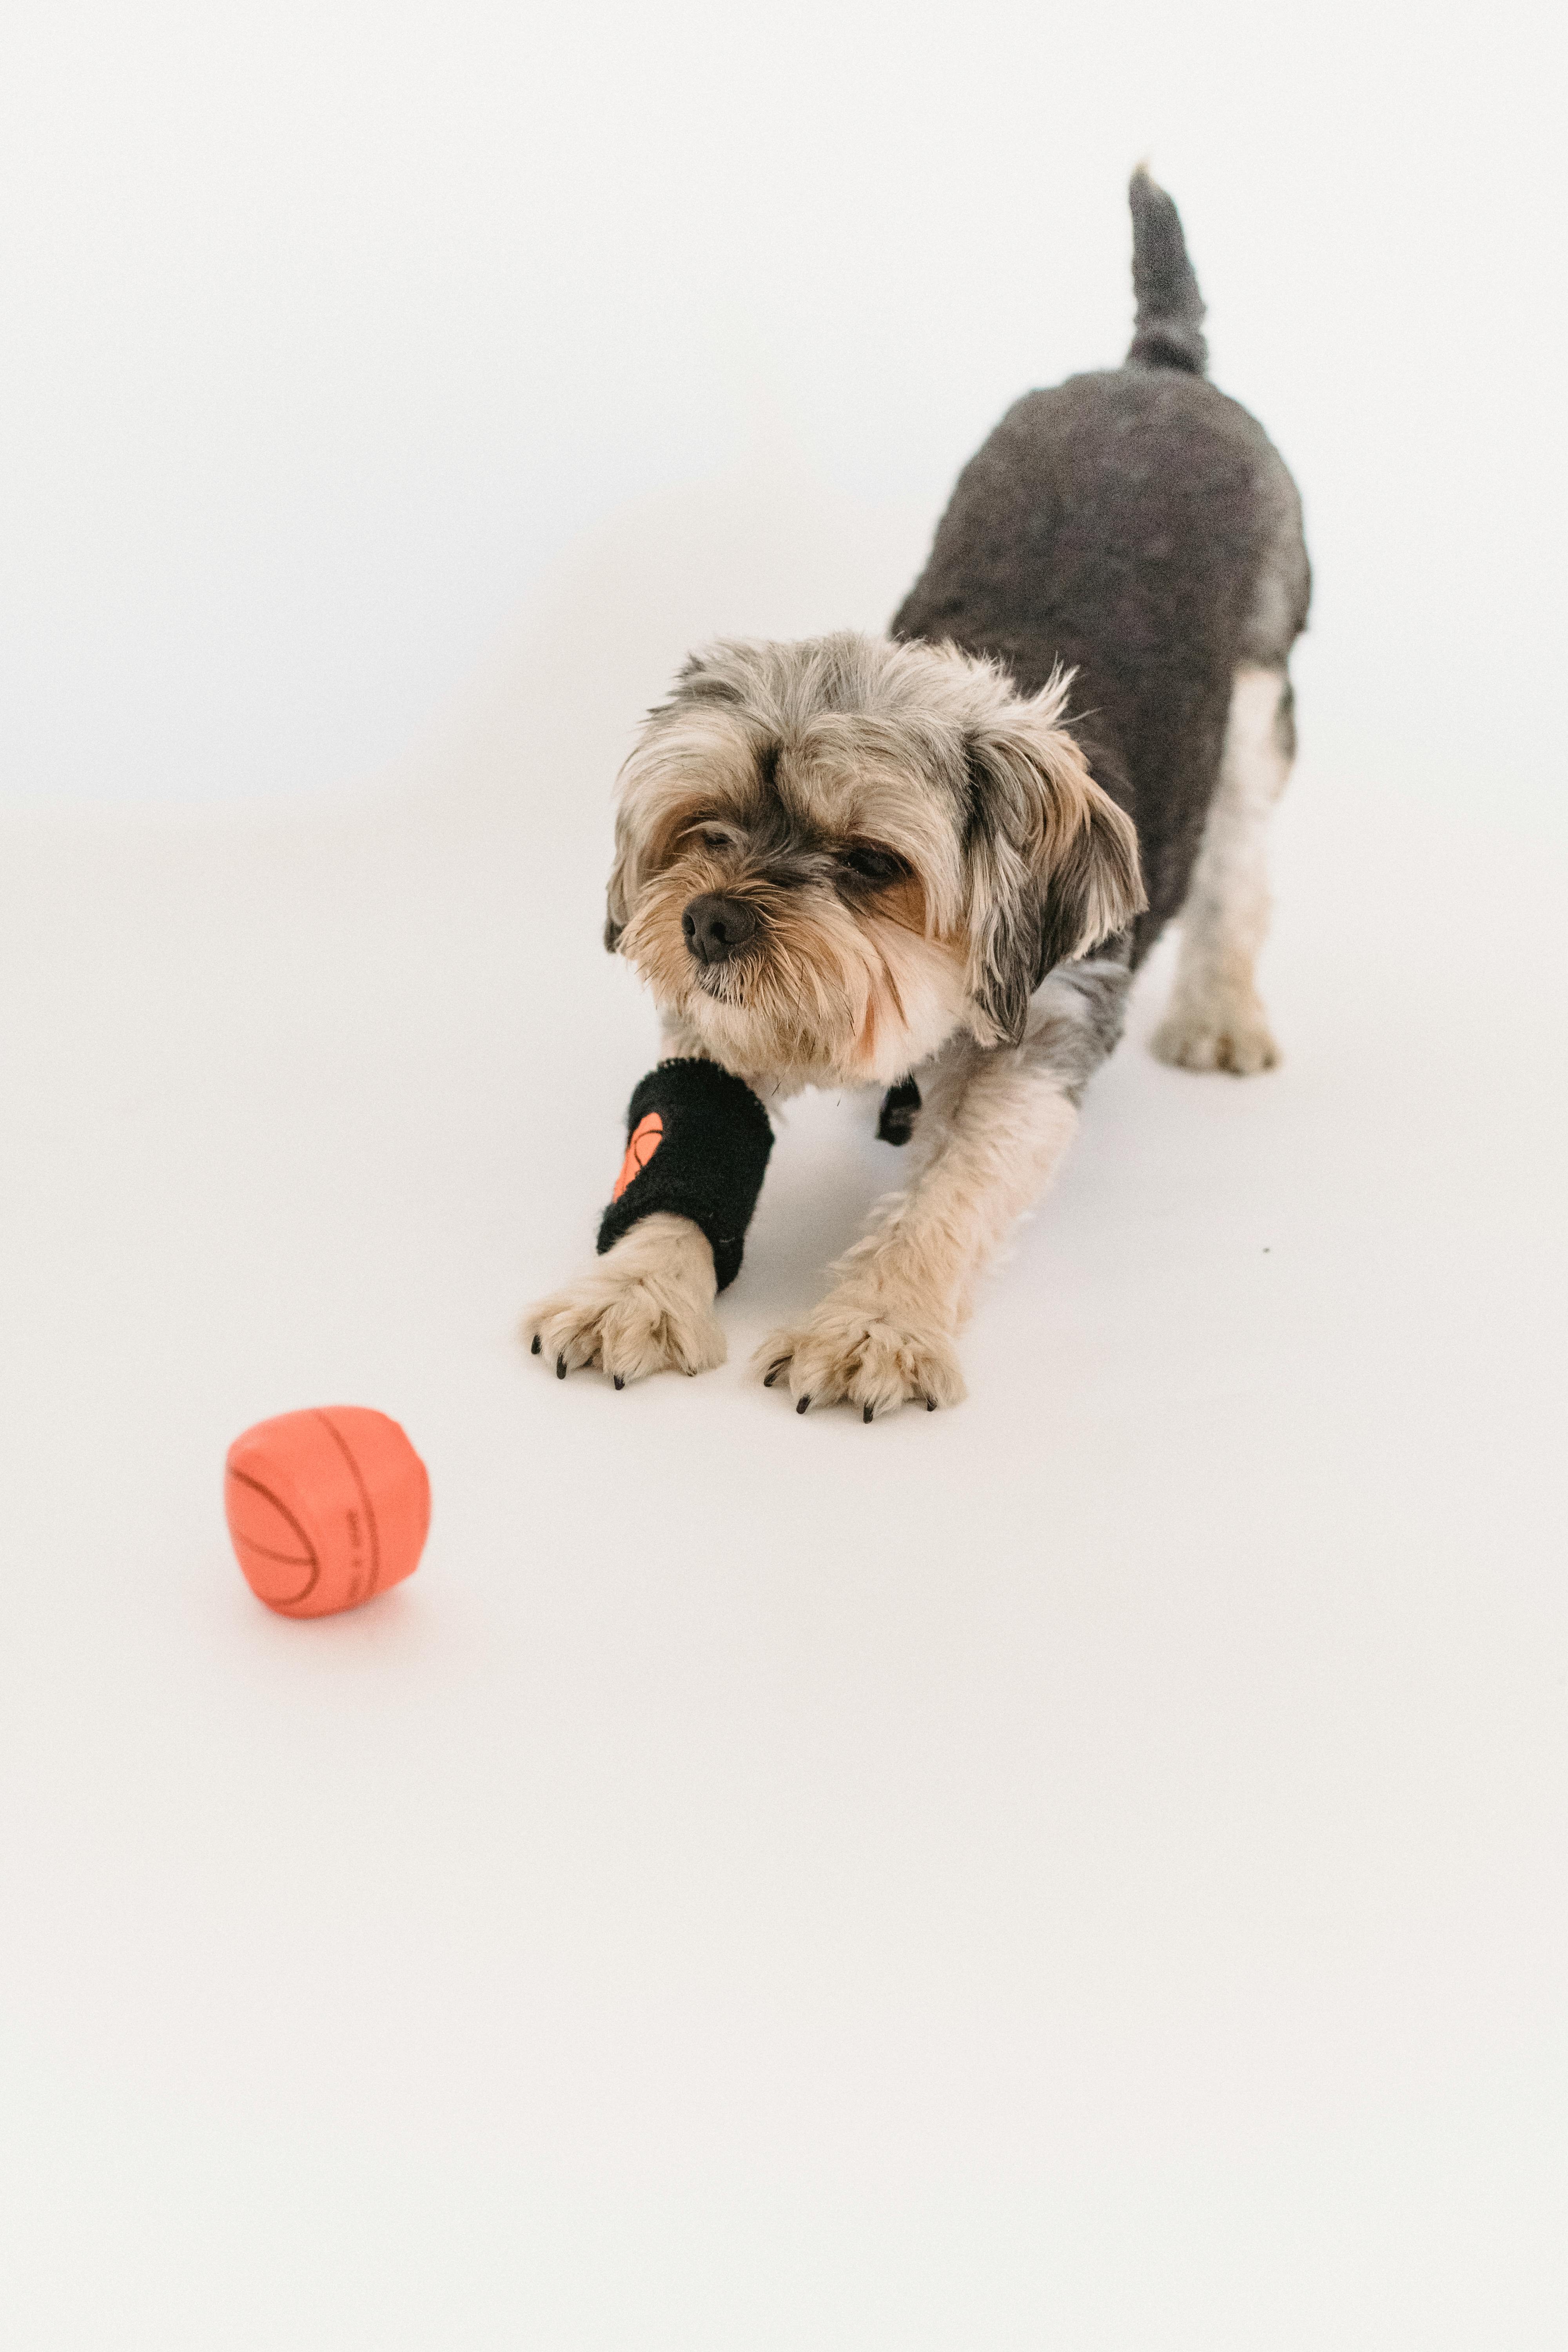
[2, 5, 1566, 2349]
[1, 0, 1562, 811]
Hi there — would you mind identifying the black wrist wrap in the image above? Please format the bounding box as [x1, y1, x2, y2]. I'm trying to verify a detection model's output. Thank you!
[596, 1058, 774, 1291]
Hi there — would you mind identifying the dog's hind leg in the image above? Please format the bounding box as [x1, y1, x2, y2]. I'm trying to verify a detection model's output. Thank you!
[1151, 663, 1294, 1075]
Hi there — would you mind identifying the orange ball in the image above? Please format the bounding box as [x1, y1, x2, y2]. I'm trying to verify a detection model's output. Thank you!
[224, 1406, 430, 1618]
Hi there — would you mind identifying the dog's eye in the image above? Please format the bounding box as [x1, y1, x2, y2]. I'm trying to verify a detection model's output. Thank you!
[839, 843, 906, 884]
[697, 827, 735, 852]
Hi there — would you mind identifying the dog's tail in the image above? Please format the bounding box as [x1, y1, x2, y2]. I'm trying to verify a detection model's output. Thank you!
[1125, 165, 1207, 377]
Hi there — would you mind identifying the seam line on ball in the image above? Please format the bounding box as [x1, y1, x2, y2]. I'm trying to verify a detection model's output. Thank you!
[226, 1468, 321, 1608]
[312, 1410, 383, 1597]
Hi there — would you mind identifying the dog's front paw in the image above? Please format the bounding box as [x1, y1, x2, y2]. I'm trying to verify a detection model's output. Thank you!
[1151, 1002, 1279, 1075]
[523, 1214, 725, 1387]
[755, 1294, 965, 1421]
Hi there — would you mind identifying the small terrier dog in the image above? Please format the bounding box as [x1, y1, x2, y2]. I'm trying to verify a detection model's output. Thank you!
[527, 169, 1309, 1417]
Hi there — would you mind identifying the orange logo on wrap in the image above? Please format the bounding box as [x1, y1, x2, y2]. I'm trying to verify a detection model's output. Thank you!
[612, 1112, 664, 1201]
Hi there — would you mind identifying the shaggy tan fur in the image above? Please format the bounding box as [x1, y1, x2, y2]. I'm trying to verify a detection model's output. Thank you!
[606, 635, 1142, 1089]
[526, 631, 1150, 1417]
[757, 1017, 1084, 1415]
[526, 1213, 724, 1385]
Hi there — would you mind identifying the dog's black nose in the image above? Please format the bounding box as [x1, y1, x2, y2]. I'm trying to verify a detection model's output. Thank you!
[682, 893, 758, 965]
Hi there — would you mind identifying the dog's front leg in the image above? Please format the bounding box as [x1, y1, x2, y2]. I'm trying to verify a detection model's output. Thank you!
[757, 962, 1128, 1420]
[525, 1212, 727, 1387]
[755, 1053, 1071, 1419]
[525, 1053, 773, 1388]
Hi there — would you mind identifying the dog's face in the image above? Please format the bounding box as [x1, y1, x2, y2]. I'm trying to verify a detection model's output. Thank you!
[606, 632, 1144, 1086]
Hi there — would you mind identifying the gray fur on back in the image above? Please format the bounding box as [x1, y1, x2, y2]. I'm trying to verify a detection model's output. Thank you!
[891, 174, 1309, 966]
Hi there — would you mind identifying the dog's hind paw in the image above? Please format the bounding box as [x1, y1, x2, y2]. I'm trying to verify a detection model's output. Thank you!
[1151, 1002, 1279, 1075]
[755, 1296, 965, 1421]
[523, 1214, 725, 1387]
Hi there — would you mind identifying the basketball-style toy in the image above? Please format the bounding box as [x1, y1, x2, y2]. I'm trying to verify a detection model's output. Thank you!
[224, 1406, 430, 1618]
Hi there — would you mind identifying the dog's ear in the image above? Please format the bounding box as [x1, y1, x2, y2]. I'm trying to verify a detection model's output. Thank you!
[604, 814, 638, 953]
[962, 688, 1145, 1047]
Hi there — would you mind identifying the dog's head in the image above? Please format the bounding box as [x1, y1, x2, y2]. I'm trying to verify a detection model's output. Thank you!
[606, 631, 1144, 1084]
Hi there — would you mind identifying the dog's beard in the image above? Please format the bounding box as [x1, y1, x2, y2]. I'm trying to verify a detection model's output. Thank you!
[619, 860, 969, 1087]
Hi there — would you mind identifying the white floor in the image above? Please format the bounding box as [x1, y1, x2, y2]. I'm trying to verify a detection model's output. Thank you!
[2, 533, 1566, 2345]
